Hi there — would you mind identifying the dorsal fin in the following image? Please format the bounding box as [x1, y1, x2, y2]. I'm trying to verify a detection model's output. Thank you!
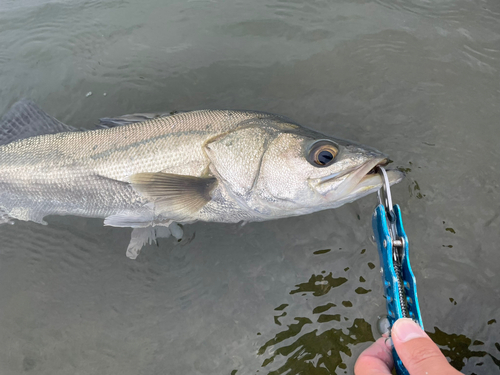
[0, 99, 78, 146]
[98, 111, 183, 128]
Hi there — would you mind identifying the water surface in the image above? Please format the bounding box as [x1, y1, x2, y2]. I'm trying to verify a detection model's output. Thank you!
[0, 0, 499, 374]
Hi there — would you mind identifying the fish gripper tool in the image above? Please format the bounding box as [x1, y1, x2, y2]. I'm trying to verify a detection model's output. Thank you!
[371, 166, 424, 375]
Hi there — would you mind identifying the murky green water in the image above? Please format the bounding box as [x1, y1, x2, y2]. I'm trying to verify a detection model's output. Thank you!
[0, 0, 499, 374]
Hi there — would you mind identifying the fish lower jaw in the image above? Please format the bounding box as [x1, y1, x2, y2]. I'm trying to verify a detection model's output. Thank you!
[319, 158, 386, 199]
[314, 168, 403, 210]
[320, 158, 404, 207]
[344, 168, 405, 199]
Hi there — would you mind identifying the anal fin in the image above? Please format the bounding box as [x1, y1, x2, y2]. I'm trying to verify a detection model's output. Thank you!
[127, 227, 156, 259]
[0, 211, 15, 225]
[126, 222, 184, 259]
[5, 206, 48, 225]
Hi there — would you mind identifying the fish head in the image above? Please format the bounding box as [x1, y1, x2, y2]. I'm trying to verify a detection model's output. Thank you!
[255, 130, 404, 214]
[205, 116, 404, 219]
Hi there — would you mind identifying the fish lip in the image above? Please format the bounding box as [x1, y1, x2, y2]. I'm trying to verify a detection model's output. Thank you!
[348, 160, 405, 197]
[342, 157, 389, 193]
[319, 157, 389, 185]
[313, 156, 404, 204]
[365, 158, 390, 175]
[318, 157, 397, 201]
[319, 157, 388, 185]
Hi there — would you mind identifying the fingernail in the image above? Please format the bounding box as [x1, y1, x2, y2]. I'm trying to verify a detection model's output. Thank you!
[392, 318, 427, 342]
[385, 337, 394, 349]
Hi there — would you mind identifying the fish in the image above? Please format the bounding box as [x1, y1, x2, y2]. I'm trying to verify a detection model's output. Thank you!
[0, 99, 404, 259]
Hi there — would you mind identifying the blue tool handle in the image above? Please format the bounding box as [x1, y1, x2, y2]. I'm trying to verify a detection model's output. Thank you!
[393, 348, 409, 375]
[372, 204, 423, 375]
[393, 205, 423, 327]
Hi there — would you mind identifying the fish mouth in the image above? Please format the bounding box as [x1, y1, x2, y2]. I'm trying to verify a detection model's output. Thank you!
[344, 158, 405, 200]
[364, 158, 390, 177]
[320, 157, 405, 203]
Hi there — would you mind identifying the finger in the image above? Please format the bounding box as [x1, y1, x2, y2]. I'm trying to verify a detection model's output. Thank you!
[392, 318, 462, 375]
[354, 337, 394, 375]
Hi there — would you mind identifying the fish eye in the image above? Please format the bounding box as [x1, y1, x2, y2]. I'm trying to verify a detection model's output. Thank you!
[308, 141, 338, 167]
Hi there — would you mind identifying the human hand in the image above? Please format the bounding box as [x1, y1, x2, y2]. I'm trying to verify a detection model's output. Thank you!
[354, 318, 463, 375]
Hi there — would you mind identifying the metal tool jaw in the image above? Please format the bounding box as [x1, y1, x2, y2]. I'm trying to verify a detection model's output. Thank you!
[372, 167, 423, 375]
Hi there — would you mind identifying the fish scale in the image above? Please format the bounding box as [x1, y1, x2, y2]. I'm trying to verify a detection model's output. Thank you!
[1, 109, 261, 216]
[0, 99, 404, 258]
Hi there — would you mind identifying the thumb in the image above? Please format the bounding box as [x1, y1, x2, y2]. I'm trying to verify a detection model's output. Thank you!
[391, 318, 461, 375]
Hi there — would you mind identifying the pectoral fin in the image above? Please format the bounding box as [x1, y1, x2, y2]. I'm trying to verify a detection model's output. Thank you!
[125, 222, 184, 259]
[129, 172, 217, 220]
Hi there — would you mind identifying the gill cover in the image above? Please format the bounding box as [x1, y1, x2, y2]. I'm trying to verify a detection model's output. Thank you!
[204, 125, 275, 198]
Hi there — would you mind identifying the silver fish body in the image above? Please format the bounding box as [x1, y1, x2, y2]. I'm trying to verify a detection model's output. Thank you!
[0, 100, 403, 258]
